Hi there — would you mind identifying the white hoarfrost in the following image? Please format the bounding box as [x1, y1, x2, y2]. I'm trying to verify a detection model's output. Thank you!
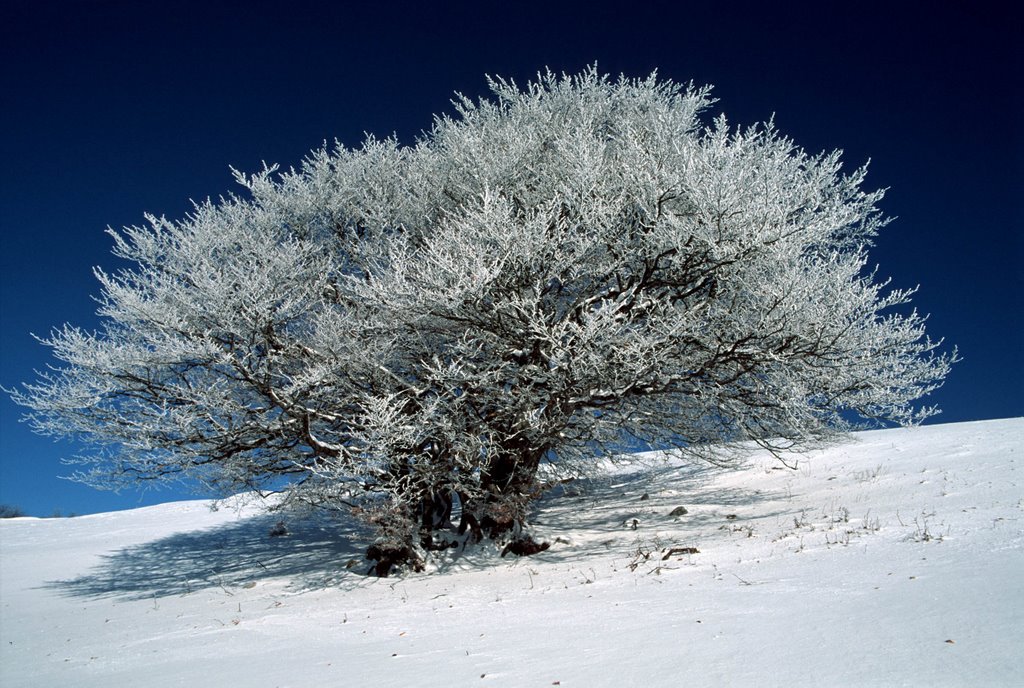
[9, 67, 955, 571]
[2, 418, 1021, 687]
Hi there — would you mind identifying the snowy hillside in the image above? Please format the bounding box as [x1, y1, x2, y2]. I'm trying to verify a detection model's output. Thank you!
[2, 418, 1021, 687]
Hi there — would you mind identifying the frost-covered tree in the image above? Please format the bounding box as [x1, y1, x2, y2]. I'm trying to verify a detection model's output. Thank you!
[10, 68, 955, 575]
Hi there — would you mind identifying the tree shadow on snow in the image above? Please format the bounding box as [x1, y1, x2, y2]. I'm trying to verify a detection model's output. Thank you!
[46, 460, 789, 597]
[44, 511, 371, 601]
[524, 459, 792, 564]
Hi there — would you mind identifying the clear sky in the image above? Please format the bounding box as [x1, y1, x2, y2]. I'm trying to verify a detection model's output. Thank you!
[1, 1, 1020, 516]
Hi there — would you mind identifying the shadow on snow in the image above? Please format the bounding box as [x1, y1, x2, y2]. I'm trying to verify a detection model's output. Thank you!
[525, 459, 789, 564]
[46, 459, 785, 599]
[44, 511, 371, 600]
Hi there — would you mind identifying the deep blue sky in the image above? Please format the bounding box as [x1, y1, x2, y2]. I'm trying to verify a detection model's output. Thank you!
[2, 1, 1020, 516]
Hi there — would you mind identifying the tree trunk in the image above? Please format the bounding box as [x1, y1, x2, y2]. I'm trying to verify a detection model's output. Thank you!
[478, 442, 546, 540]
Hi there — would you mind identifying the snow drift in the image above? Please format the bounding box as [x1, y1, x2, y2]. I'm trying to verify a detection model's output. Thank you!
[1, 418, 1021, 687]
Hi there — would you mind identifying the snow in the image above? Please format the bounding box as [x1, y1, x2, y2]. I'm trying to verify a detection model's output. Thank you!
[2, 418, 1021, 687]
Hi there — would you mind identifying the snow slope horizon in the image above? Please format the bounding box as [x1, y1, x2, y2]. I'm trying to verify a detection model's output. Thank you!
[2, 418, 1021, 687]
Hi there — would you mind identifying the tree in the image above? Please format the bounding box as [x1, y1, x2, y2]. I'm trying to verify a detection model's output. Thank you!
[10, 68, 955, 575]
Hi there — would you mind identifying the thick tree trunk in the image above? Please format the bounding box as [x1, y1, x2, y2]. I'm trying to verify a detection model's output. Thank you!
[476, 442, 549, 550]
[419, 491, 460, 551]
[365, 443, 551, 577]
[365, 542, 424, 577]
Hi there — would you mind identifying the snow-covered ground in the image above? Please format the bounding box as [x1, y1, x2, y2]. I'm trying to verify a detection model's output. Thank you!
[2, 418, 1021, 687]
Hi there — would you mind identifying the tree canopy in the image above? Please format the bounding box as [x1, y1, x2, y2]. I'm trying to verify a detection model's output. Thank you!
[11, 68, 955, 575]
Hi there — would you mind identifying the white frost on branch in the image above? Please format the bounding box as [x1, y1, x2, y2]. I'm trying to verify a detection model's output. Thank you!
[9, 67, 956, 571]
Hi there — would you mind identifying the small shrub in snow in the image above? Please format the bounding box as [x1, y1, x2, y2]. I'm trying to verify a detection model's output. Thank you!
[0, 504, 26, 518]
